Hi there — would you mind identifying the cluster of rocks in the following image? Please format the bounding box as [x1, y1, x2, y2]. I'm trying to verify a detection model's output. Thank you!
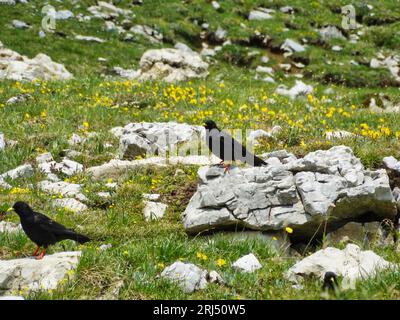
[112, 47, 209, 83]
[370, 53, 400, 83]
[88, 1, 132, 20]
[368, 93, 400, 113]
[0, 41, 72, 81]
[112, 122, 205, 160]
[182, 146, 397, 243]
[160, 261, 224, 293]
[160, 253, 263, 293]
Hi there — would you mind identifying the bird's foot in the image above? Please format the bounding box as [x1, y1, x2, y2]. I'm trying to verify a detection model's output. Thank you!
[35, 248, 47, 260]
[223, 164, 231, 174]
[32, 246, 41, 257]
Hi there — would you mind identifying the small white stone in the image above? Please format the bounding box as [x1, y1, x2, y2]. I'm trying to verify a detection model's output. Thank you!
[143, 201, 167, 221]
[99, 244, 112, 251]
[53, 198, 88, 213]
[161, 261, 208, 293]
[36, 152, 54, 164]
[232, 253, 262, 273]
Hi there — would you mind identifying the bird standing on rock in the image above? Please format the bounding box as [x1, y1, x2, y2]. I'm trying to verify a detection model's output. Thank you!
[203, 120, 267, 172]
[10, 201, 90, 260]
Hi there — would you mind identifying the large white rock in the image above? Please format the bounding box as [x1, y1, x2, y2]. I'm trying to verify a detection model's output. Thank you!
[52, 198, 88, 213]
[0, 42, 73, 81]
[182, 146, 396, 241]
[115, 122, 205, 159]
[0, 164, 33, 180]
[281, 39, 306, 53]
[35, 152, 54, 164]
[249, 10, 273, 20]
[0, 221, 22, 233]
[232, 253, 262, 273]
[318, 26, 346, 40]
[160, 261, 208, 293]
[143, 201, 167, 221]
[0, 252, 81, 295]
[38, 181, 87, 202]
[285, 244, 395, 289]
[135, 48, 209, 83]
[275, 80, 313, 100]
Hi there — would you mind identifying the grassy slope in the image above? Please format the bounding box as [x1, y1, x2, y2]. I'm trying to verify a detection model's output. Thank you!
[0, 0, 399, 299]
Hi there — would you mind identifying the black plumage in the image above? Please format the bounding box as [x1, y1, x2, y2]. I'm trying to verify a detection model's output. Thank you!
[204, 120, 267, 171]
[322, 272, 338, 291]
[12, 201, 90, 259]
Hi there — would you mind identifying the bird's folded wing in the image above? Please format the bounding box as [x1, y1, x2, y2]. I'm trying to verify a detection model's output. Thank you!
[34, 213, 70, 233]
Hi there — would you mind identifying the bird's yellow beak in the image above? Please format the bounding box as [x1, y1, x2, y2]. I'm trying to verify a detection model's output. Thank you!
[7, 207, 13, 212]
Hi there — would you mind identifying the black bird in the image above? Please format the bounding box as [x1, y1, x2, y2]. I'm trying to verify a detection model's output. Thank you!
[322, 272, 338, 291]
[204, 120, 267, 172]
[11, 201, 90, 260]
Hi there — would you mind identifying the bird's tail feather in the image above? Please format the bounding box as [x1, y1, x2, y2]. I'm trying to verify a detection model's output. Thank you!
[65, 230, 90, 244]
[253, 156, 267, 167]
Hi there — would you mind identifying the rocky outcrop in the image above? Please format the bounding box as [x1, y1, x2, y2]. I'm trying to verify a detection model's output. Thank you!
[113, 122, 205, 159]
[182, 146, 397, 242]
[38, 158, 84, 177]
[134, 48, 209, 83]
[38, 181, 87, 202]
[88, 1, 132, 19]
[0, 41, 73, 81]
[285, 244, 395, 289]
[0, 252, 81, 295]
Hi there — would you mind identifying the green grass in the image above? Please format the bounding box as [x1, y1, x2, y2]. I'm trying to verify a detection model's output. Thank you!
[0, 0, 400, 299]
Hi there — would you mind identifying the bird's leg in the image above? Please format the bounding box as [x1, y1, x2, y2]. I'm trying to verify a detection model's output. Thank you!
[223, 163, 231, 173]
[32, 246, 41, 257]
[36, 247, 47, 260]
